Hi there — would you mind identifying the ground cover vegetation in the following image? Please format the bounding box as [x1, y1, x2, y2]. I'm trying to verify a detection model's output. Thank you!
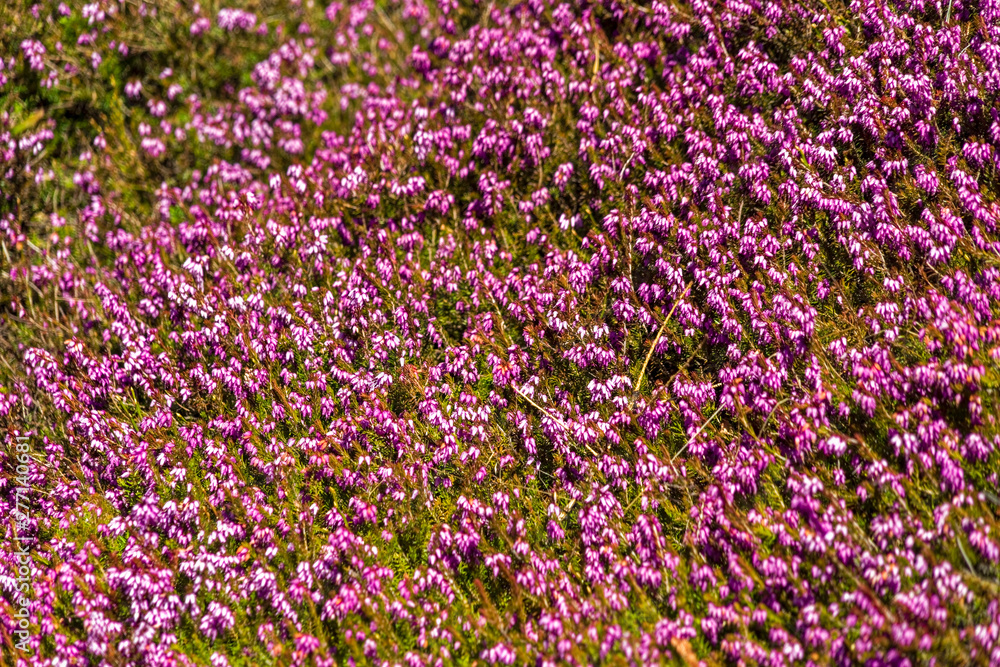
[1, 0, 999, 664]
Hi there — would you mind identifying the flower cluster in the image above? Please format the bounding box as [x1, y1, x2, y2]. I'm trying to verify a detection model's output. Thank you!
[1, 0, 999, 665]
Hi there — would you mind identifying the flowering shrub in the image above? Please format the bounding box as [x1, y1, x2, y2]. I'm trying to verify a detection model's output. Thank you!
[1, 0, 1000, 665]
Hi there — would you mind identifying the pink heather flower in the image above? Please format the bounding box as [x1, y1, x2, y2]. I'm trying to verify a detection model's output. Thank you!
[190, 17, 211, 35]
[20, 39, 46, 71]
[553, 162, 574, 190]
[217, 8, 257, 31]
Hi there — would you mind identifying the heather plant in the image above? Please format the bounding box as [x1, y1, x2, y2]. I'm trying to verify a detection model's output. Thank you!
[0, 0, 999, 665]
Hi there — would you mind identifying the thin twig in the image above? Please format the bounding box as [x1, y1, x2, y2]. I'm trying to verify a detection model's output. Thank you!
[956, 536, 977, 575]
[633, 281, 693, 399]
[671, 405, 724, 463]
[513, 386, 598, 457]
[759, 397, 791, 437]
[591, 35, 600, 85]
